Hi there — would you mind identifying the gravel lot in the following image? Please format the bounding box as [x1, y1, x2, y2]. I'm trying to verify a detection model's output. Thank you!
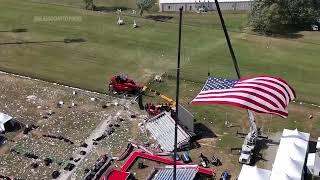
[0, 73, 148, 179]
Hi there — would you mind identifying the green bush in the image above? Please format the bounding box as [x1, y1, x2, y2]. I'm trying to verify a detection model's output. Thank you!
[249, 0, 320, 33]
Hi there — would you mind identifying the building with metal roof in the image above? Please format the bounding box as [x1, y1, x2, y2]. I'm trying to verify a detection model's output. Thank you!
[148, 165, 199, 180]
[159, 0, 254, 12]
[145, 112, 191, 152]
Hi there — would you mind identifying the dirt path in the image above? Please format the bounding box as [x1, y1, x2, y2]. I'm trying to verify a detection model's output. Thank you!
[57, 102, 129, 180]
[56, 114, 112, 180]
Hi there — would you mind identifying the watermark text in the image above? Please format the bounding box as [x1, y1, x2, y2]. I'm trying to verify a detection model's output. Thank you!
[33, 16, 82, 22]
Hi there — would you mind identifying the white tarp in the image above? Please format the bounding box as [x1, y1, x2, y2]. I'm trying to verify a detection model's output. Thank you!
[0, 112, 12, 132]
[238, 165, 271, 180]
[270, 129, 310, 180]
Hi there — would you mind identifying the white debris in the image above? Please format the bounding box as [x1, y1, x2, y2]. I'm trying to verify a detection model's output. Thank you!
[26, 95, 37, 101]
[90, 98, 96, 101]
[154, 75, 162, 82]
[48, 110, 53, 115]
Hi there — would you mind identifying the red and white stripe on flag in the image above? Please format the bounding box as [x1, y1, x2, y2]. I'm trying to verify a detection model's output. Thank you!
[191, 76, 296, 118]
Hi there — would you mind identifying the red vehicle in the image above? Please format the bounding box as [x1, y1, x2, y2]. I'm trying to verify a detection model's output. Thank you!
[145, 103, 161, 116]
[109, 74, 142, 94]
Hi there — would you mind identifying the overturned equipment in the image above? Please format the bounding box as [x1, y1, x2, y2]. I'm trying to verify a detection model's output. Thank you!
[108, 74, 142, 94]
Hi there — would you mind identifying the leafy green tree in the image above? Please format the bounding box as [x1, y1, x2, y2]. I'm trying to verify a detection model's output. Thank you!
[250, 0, 320, 33]
[136, 0, 154, 16]
[83, 0, 96, 10]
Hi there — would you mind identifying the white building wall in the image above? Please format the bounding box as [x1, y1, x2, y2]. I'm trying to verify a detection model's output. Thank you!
[159, 1, 253, 12]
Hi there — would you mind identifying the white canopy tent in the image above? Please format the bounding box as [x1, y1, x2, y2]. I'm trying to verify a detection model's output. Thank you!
[270, 129, 310, 180]
[307, 137, 320, 176]
[0, 112, 12, 132]
[238, 165, 271, 180]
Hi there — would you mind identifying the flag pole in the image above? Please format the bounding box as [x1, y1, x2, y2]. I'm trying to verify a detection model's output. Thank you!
[214, 0, 255, 150]
[214, 0, 241, 79]
[174, 6, 183, 180]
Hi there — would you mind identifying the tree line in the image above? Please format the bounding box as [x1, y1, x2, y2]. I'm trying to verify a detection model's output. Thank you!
[250, 0, 320, 33]
[83, 0, 320, 34]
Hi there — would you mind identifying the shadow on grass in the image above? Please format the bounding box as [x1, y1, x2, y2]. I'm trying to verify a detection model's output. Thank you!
[0, 38, 85, 46]
[94, 6, 129, 12]
[265, 31, 303, 39]
[252, 25, 306, 39]
[0, 28, 28, 33]
[194, 122, 217, 140]
[145, 15, 173, 22]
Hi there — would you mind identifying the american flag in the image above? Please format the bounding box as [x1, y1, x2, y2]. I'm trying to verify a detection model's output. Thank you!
[192, 76, 296, 118]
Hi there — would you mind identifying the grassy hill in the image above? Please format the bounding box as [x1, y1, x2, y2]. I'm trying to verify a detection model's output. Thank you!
[1, 0, 319, 104]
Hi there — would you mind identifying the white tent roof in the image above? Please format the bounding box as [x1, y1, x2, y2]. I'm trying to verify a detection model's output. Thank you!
[0, 112, 12, 132]
[307, 153, 315, 173]
[270, 129, 310, 180]
[159, 0, 253, 4]
[269, 171, 292, 180]
[316, 137, 320, 150]
[238, 165, 271, 180]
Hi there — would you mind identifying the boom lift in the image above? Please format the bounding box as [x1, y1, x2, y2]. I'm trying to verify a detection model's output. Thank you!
[239, 110, 258, 164]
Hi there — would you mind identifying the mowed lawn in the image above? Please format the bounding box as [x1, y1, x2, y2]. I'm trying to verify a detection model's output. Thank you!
[0, 0, 320, 106]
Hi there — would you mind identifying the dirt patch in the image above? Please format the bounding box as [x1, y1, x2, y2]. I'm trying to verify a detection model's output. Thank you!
[255, 131, 282, 170]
